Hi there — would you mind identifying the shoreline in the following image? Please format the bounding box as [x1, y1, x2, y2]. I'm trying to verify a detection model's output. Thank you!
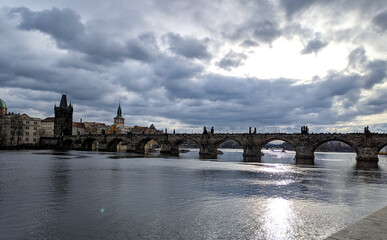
[325, 206, 387, 239]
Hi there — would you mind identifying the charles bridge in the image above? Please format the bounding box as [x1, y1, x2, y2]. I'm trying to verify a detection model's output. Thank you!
[41, 129, 387, 166]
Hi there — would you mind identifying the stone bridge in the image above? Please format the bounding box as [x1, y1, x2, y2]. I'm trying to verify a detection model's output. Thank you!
[45, 132, 387, 166]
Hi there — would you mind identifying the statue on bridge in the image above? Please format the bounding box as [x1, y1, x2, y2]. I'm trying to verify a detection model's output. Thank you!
[211, 127, 214, 134]
[203, 126, 207, 134]
[364, 126, 371, 135]
[301, 125, 309, 134]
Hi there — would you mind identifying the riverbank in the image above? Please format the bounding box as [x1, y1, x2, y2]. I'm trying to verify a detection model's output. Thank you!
[325, 206, 387, 239]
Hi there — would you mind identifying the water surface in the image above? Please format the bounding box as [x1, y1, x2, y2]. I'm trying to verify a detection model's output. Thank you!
[0, 149, 386, 239]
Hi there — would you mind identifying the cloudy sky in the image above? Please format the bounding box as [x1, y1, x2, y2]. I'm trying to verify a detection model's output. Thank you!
[1, 0, 387, 133]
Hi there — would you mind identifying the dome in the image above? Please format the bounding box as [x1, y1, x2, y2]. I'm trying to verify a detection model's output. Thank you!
[0, 99, 6, 109]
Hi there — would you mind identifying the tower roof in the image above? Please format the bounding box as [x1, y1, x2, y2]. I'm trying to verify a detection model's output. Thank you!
[0, 99, 6, 109]
[115, 103, 124, 119]
[60, 94, 68, 107]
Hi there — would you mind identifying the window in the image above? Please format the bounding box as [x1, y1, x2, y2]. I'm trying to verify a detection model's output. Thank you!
[26, 132, 29, 135]
[33, 138, 36, 142]
[25, 138, 29, 141]
[26, 126, 29, 130]
[33, 132, 37, 136]
[34, 127, 37, 130]
[34, 122, 37, 125]
[26, 121, 30, 124]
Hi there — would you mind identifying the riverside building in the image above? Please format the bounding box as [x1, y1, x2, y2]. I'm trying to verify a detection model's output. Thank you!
[0, 98, 41, 148]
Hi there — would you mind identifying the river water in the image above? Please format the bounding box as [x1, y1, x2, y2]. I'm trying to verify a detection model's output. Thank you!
[0, 149, 386, 239]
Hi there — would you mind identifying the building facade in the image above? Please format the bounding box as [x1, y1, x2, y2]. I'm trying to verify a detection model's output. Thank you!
[72, 121, 86, 135]
[83, 122, 110, 135]
[41, 117, 55, 137]
[0, 113, 41, 147]
[54, 94, 73, 137]
[131, 125, 162, 134]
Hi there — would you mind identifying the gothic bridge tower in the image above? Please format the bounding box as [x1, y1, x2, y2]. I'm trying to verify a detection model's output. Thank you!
[54, 94, 73, 137]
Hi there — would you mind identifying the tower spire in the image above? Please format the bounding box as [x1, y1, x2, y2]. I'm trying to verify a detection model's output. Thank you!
[114, 102, 125, 127]
[60, 94, 68, 107]
[117, 103, 122, 117]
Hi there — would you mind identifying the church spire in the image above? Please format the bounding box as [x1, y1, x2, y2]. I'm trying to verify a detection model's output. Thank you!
[114, 102, 125, 127]
[116, 103, 122, 118]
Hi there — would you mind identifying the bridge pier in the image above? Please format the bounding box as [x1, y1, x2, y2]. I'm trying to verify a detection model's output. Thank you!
[72, 139, 82, 150]
[356, 147, 379, 168]
[91, 141, 100, 151]
[160, 143, 179, 155]
[243, 144, 262, 162]
[243, 144, 261, 157]
[199, 144, 217, 159]
[295, 145, 314, 164]
[98, 142, 107, 151]
[125, 142, 140, 153]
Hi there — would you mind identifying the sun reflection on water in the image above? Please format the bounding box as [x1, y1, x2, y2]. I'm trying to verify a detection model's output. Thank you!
[261, 198, 297, 240]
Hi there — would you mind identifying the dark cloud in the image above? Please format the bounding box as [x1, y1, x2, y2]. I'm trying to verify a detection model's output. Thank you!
[125, 39, 157, 63]
[301, 39, 328, 55]
[9, 7, 158, 64]
[280, 0, 319, 18]
[373, 10, 387, 31]
[217, 51, 247, 70]
[153, 56, 203, 81]
[164, 33, 211, 60]
[253, 20, 281, 44]
[348, 47, 367, 69]
[10, 7, 85, 42]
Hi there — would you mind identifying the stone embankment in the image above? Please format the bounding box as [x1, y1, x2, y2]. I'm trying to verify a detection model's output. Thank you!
[325, 206, 387, 240]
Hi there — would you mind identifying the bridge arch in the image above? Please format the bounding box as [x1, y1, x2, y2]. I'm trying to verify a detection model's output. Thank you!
[259, 137, 296, 149]
[377, 143, 387, 153]
[107, 138, 126, 152]
[212, 138, 246, 160]
[313, 138, 356, 152]
[213, 138, 243, 149]
[81, 138, 99, 151]
[172, 137, 200, 148]
[313, 139, 357, 164]
[136, 137, 162, 152]
[258, 138, 296, 163]
[170, 137, 200, 155]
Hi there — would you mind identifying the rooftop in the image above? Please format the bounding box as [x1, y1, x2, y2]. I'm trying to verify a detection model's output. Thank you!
[0, 99, 6, 109]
